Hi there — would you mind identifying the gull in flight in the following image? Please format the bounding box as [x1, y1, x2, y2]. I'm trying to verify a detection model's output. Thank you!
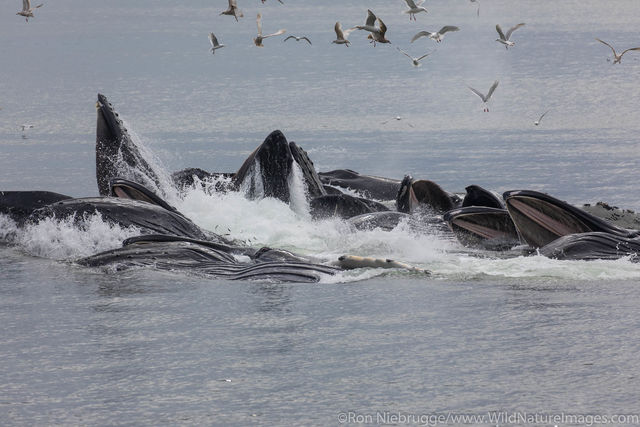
[220, 0, 243, 21]
[411, 26, 459, 43]
[403, 0, 427, 21]
[284, 35, 312, 45]
[495, 23, 525, 49]
[208, 33, 225, 54]
[261, 0, 284, 3]
[534, 110, 550, 126]
[332, 22, 356, 47]
[396, 47, 432, 67]
[20, 124, 34, 138]
[253, 13, 286, 47]
[17, 0, 43, 22]
[468, 80, 499, 112]
[381, 116, 414, 127]
[595, 38, 640, 64]
[356, 10, 390, 46]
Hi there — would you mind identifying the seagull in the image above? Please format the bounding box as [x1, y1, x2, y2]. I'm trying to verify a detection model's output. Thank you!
[332, 22, 356, 46]
[17, 0, 43, 22]
[356, 10, 390, 46]
[411, 26, 459, 43]
[20, 124, 34, 138]
[595, 38, 640, 64]
[284, 35, 312, 45]
[396, 47, 432, 67]
[253, 13, 286, 47]
[220, 0, 243, 21]
[381, 116, 414, 127]
[534, 110, 550, 126]
[261, 0, 284, 3]
[468, 80, 499, 112]
[208, 32, 225, 54]
[403, 0, 427, 21]
[495, 23, 525, 49]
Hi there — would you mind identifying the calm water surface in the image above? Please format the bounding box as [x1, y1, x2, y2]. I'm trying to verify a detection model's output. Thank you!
[1, 1, 640, 425]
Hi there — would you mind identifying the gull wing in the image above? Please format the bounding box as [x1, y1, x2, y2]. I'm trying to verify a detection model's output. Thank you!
[416, 51, 432, 61]
[365, 9, 377, 27]
[377, 18, 387, 36]
[438, 25, 460, 35]
[467, 86, 487, 102]
[277, 0, 284, 3]
[620, 47, 640, 57]
[495, 24, 506, 40]
[538, 110, 550, 122]
[208, 32, 219, 47]
[300, 36, 312, 45]
[505, 23, 525, 40]
[34, 3, 43, 8]
[23, 0, 30, 11]
[264, 29, 286, 39]
[335, 22, 345, 39]
[283, 35, 295, 42]
[485, 80, 499, 101]
[256, 13, 263, 36]
[411, 31, 431, 43]
[396, 47, 413, 60]
[405, 0, 418, 8]
[595, 38, 617, 56]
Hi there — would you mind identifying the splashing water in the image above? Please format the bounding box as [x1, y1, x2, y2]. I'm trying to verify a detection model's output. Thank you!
[0, 213, 142, 260]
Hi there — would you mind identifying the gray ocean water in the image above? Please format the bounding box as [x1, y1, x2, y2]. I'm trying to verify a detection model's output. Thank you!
[1, 1, 640, 425]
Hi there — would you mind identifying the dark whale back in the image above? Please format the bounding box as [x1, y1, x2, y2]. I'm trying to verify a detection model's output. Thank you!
[0, 191, 72, 223]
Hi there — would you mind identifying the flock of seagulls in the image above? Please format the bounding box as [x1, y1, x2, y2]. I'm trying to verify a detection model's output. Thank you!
[13, 1, 640, 132]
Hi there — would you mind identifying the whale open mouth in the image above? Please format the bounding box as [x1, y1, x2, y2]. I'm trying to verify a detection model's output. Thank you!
[443, 206, 520, 250]
[503, 190, 638, 248]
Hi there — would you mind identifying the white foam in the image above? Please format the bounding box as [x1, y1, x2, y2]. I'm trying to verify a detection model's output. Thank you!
[2, 213, 141, 260]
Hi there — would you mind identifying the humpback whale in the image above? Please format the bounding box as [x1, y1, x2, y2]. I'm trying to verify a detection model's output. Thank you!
[503, 189, 639, 248]
[78, 234, 340, 283]
[443, 185, 519, 250]
[397, 175, 461, 214]
[232, 130, 326, 202]
[96, 94, 166, 196]
[539, 232, 640, 261]
[318, 169, 401, 201]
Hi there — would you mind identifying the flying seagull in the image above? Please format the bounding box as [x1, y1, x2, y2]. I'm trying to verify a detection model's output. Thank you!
[261, 0, 284, 3]
[284, 35, 312, 45]
[208, 33, 225, 54]
[403, 0, 427, 21]
[396, 47, 432, 67]
[411, 26, 459, 43]
[595, 38, 640, 64]
[220, 0, 243, 21]
[534, 110, 550, 126]
[495, 23, 525, 49]
[253, 13, 286, 47]
[332, 22, 356, 47]
[381, 116, 414, 127]
[356, 10, 390, 46]
[468, 80, 499, 112]
[17, 0, 43, 22]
